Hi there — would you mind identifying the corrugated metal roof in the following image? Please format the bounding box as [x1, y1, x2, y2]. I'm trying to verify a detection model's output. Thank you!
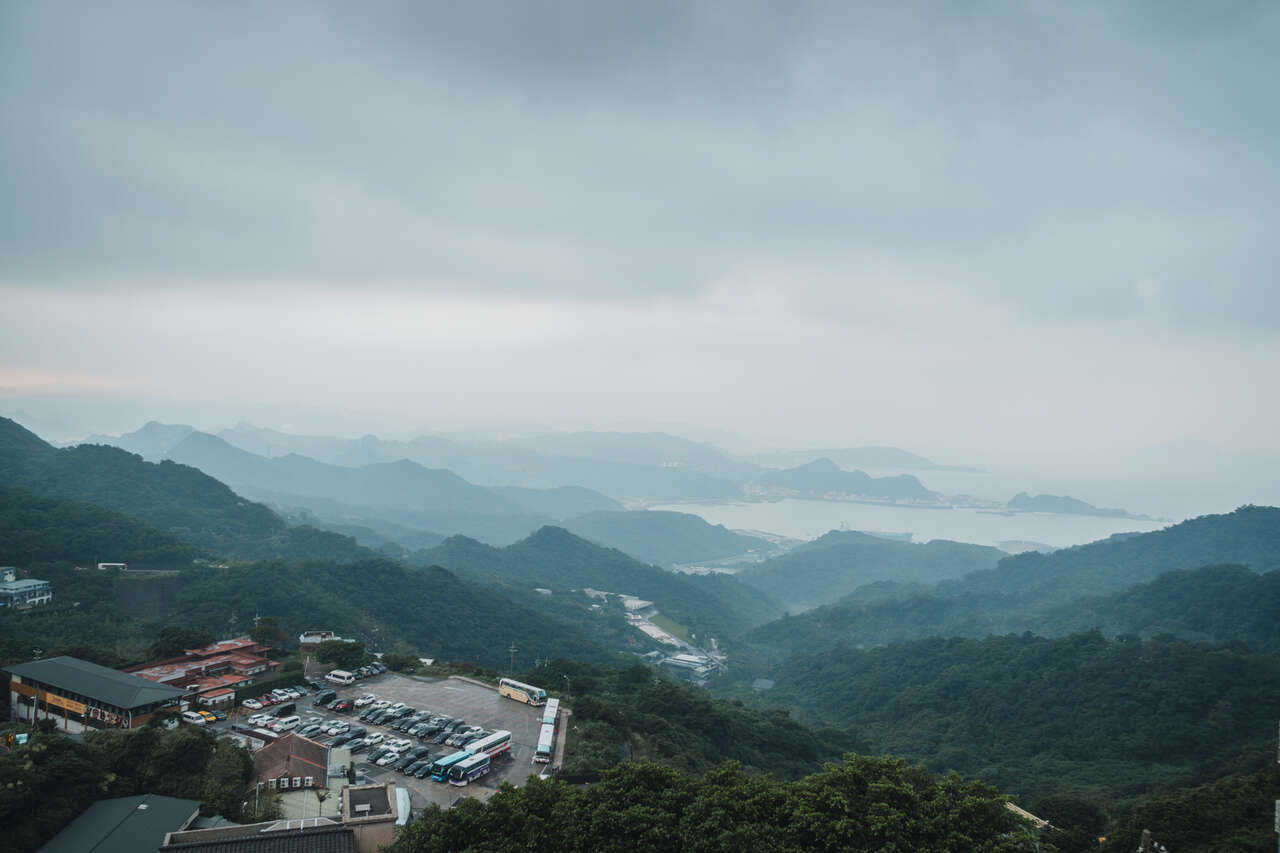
[38, 794, 199, 853]
[6, 656, 186, 709]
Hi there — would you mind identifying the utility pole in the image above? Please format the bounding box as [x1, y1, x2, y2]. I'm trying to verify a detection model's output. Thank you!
[508, 641, 518, 674]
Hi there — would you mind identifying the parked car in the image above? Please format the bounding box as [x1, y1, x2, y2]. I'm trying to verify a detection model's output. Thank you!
[359, 708, 379, 722]
[402, 759, 428, 775]
[241, 698, 263, 710]
[333, 700, 355, 713]
[370, 662, 387, 674]
[325, 721, 350, 736]
[375, 751, 400, 767]
[363, 732, 384, 746]
[313, 690, 337, 706]
[431, 731, 450, 744]
[297, 724, 323, 737]
[371, 700, 390, 710]
[387, 737, 413, 752]
[413, 762, 434, 779]
[367, 746, 392, 763]
[356, 666, 373, 678]
[307, 679, 325, 691]
[348, 739, 371, 754]
[209, 709, 227, 722]
[354, 693, 376, 707]
[292, 684, 310, 694]
[408, 723, 429, 737]
[388, 702, 407, 713]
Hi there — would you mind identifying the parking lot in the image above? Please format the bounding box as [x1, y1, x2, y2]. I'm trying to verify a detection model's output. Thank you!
[225, 671, 558, 815]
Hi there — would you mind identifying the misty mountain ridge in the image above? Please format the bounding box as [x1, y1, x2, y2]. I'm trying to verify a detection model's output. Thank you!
[558, 509, 775, 568]
[747, 445, 973, 471]
[746, 505, 1280, 653]
[0, 416, 370, 562]
[751, 457, 939, 502]
[738, 529, 1006, 611]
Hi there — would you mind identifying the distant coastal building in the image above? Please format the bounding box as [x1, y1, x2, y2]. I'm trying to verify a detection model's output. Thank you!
[299, 631, 356, 654]
[6, 656, 185, 732]
[0, 577, 52, 608]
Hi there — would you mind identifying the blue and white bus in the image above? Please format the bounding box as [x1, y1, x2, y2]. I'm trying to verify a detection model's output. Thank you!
[465, 729, 511, 758]
[533, 722, 555, 763]
[448, 753, 491, 786]
[429, 750, 471, 782]
[498, 678, 546, 706]
[540, 698, 559, 730]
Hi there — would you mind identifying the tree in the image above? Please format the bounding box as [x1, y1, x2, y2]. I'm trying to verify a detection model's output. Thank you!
[149, 625, 214, 659]
[249, 616, 286, 648]
[201, 739, 253, 818]
[316, 640, 367, 670]
[381, 652, 419, 673]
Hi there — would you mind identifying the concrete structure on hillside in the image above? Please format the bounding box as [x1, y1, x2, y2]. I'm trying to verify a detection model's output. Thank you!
[341, 783, 399, 853]
[0, 577, 52, 608]
[6, 656, 185, 732]
[299, 631, 355, 654]
[39, 794, 200, 853]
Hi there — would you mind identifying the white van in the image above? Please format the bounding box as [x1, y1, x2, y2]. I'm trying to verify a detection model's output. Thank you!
[272, 715, 300, 732]
[181, 710, 207, 725]
[326, 670, 356, 686]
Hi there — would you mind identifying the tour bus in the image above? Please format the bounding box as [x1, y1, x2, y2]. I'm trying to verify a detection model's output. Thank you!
[533, 722, 555, 763]
[428, 750, 472, 782]
[326, 669, 356, 686]
[448, 753, 492, 786]
[464, 730, 511, 758]
[541, 698, 559, 730]
[497, 677, 546, 706]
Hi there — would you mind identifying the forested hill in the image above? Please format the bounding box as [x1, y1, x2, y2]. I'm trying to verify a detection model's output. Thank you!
[415, 526, 783, 642]
[0, 486, 198, 567]
[738, 530, 1005, 611]
[0, 416, 370, 562]
[560, 509, 770, 567]
[389, 758, 1029, 853]
[747, 631, 1280, 810]
[939, 504, 1280, 603]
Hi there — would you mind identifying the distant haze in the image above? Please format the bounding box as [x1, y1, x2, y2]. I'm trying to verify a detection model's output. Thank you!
[2, 2, 1277, 515]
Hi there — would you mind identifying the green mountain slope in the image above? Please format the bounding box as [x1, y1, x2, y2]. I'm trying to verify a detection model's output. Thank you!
[0, 416, 369, 562]
[560, 509, 771, 567]
[940, 505, 1280, 603]
[416, 526, 783, 642]
[752, 631, 1280, 807]
[0, 486, 199, 567]
[738, 530, 1005, 611]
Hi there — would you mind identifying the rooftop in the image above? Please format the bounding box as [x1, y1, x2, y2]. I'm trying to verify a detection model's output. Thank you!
[38, 794, 199, 853]
[7, 656, 186, 710]
[161, 818, 356, 852]
[185, 637, 265, 657]
[1, 578, 50, 591]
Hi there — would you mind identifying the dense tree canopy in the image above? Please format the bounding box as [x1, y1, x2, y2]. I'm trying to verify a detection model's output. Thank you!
[390, 757, 1038, 853]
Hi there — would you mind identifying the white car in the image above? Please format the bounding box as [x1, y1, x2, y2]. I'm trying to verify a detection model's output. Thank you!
[388, 702, 407, 712]
[371, 700, 390, 710]
[241, 699, 263, 710]
[325, 722, 350, 735]
[354, 694, 376, 707]
[363, 732, 384, 746]
[375, 750, 400, 766]
[387, 737, 412, 751]
[248, 713, 272, 727]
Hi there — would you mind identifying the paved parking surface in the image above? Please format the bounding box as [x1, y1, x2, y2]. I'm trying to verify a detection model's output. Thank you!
[217, 672, 564, 816]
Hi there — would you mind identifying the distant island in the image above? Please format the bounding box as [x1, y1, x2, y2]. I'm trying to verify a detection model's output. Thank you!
[748, 458, 941, 504]
[1007, 492, 1154, 521]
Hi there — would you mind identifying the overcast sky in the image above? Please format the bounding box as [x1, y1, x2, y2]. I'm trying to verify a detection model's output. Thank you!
[2, 1, 1277, 481]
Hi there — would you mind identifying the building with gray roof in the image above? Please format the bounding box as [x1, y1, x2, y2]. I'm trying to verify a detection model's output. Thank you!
[38, 794, 199, 853]
[6, 655, 185, 732]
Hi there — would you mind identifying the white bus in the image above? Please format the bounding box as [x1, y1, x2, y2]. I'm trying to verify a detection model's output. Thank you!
[326, 669, 356, 685]
[533, 722, 555, 763]
[465, 730, 512, 758]
[448, 753, 492, 786]
[498, 678, 546, 706]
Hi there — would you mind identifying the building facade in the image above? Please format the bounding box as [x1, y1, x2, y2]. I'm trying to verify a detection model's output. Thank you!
[0, 578, 52, 608]
[6, 656, 185, 732]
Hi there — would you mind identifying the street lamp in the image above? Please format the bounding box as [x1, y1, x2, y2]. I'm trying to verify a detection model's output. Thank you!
[562, 674, 570, 695]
